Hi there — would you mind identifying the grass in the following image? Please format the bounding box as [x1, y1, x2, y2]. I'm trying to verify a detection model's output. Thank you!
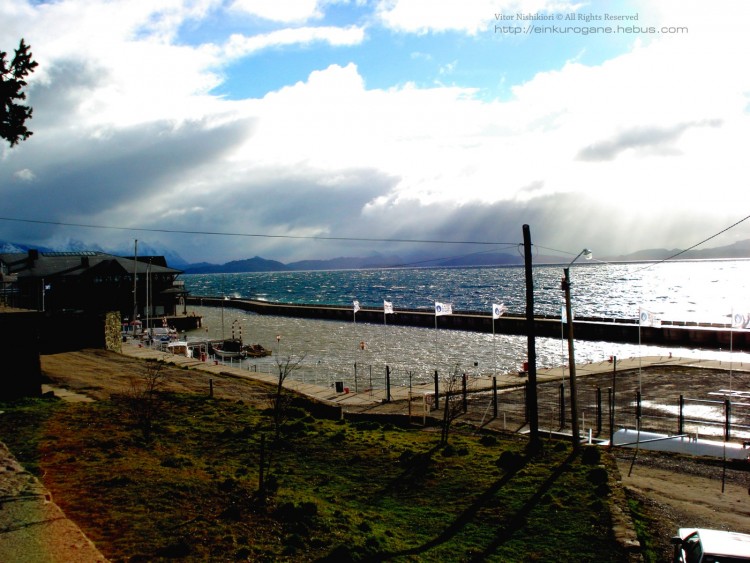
[0, 392, 632, 562]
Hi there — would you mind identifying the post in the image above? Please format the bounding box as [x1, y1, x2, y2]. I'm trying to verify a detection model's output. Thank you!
[636, 391, 642, 423]
[434, 370, 439, 410]
[559, 383, 566, 428]
[386, 365, 391, 403]
[678, 395, 684, 435]
[492, 376, 498, 418]
[596, 387, 602, 435]
[611, 356, 617, 436]
[462, 373, 467, 413]
[522, 224, 540, 448]
[725, 399, 731, 441]
[608, 388, 613, 447]
[209, 378, 213, 398]
[563, 266, 580, 450]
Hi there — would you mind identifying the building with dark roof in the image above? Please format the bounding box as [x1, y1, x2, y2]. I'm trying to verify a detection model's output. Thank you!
[0, 249, 186, 319]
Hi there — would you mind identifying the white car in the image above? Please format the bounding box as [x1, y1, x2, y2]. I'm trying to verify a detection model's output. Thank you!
[672, 528, 750, 562]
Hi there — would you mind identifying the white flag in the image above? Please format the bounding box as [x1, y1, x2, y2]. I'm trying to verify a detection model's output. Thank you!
[639, 307, 661, 328]
[732, 311, 750, 329]
[492, 303, 507, 319]
[353, 300, 360, 313]
[435, 302, 452, 316]
[560, 305, 576, 324]
[384, 300, 394, 314]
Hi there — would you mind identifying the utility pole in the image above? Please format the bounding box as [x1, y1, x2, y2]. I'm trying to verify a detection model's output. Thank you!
[523, 225, 540, 449]
[132, 239, 138, 329]
[562, 248, 591, 452]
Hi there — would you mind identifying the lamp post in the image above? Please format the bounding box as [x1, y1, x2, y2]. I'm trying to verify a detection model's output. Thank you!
[562, 248, 592, 451]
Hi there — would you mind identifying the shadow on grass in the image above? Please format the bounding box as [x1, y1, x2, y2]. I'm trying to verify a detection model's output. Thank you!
[320, 448, 581, 563]
[359, 450, 551, 562]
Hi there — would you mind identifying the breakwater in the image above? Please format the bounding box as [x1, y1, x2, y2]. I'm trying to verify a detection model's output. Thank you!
[186, 296, 749, 351]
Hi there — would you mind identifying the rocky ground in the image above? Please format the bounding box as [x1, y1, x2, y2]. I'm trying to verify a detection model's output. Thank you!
[39, 349, 750, 562]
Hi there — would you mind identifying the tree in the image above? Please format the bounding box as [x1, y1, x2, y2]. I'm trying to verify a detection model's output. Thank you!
[122, 362, 166, 441]
[1, 39, 38, 147]
[439, 364, 466, 446]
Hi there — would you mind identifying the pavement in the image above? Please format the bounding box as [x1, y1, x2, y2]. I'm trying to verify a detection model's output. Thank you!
[1, 342, 747, 562]
[0, 440, 108, 563]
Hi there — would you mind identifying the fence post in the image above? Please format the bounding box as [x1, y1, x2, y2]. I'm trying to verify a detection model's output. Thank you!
[462, 373, 467, 413]
[636, 391, 642, 424]
[559, 383, 565, 428]
[434, 370, 439, 410]
[596, 386, 602, 436]
[354, 362, 358, 394]
[678, 395, 684, 435]
[725, 399, 731, 441]
[386, 365, 391, 403]
[492, 376, 498, 419]
[524, 381, 529, 423]
[608, 387, 613, 447]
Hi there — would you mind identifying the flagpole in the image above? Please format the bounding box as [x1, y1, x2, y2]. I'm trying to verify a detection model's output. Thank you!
[730, 308, 734, 394]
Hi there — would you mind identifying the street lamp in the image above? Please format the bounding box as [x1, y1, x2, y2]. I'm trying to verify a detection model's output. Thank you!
[562, 248, 592, 451]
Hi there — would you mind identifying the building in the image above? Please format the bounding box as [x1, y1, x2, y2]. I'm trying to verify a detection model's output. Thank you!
[0, 249, 186, 320]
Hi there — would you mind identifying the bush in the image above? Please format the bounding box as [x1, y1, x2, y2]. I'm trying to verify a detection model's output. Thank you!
[497, 450, 523, 471]
[581, 446, 601, 465]
[480, 434, 498, 447]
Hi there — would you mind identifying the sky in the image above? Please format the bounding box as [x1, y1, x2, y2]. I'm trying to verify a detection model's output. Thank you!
[1, 0, 749, 265]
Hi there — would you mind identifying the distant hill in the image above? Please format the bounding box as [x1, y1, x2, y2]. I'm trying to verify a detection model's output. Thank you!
[3, 238, 749, 273]
[183, 256, 288, 274]
[612, 239, 750, 262]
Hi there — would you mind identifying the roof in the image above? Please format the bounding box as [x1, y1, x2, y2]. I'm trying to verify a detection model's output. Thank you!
[678, 528, 750, 558]
[0, 250, 182, 279]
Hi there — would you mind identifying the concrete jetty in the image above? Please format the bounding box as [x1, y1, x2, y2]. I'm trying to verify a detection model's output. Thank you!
[187, 296, 750, 351]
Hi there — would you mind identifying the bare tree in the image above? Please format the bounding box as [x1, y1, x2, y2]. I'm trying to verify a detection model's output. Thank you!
[439, 364, 465, 446]
[270, 353, 306, 442]
[258, 353, 305, 502]
[123, 361, 166, 441]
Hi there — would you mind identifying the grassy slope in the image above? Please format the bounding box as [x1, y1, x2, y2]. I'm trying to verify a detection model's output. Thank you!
[0, 394, 630, 562]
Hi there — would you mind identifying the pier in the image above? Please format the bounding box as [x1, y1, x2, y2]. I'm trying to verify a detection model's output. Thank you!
[186, 296, 750, 351]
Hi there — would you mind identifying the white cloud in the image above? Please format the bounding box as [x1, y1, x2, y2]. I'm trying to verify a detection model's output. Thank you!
[229, 0, 324, 23]
[13, 169, 36, 182]
[223, 25, 365, 59]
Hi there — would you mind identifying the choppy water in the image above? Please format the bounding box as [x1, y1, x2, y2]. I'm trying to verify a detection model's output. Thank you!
[181, 260, 750, 324]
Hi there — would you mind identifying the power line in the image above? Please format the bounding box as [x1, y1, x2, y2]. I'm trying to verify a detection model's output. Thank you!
[0, 216, 517, 247]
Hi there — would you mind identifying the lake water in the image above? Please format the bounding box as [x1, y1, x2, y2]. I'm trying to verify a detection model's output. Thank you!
[178, 260, 750, 388]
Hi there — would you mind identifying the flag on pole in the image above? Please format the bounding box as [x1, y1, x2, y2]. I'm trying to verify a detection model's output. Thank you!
[492, 303, 507, 319]
[435, 302, 452, 316]
[562, 306, 575, 323]
[384, 300, 394, 315]
[353, 300, 360, 314]
[732, 311, 750, 329]
[639, 307, 661, 327]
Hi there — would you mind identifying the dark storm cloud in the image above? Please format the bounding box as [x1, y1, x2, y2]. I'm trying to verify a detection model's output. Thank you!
[576, 119, 723, 162]
[2, 118, 253, 216]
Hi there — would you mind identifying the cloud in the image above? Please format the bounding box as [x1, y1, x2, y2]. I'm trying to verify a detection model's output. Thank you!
[2, 0, 750, 265]
[229, 0, 324, 23]
[223, 25, 366, 59]
[576, 120, 724, 162]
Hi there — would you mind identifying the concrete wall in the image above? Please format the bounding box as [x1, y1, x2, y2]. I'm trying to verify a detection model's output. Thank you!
[187, 296, 750, 351]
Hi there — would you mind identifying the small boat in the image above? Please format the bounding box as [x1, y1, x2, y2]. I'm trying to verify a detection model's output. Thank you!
[209, 338, 246, 359]
[243, 343, 272, 358]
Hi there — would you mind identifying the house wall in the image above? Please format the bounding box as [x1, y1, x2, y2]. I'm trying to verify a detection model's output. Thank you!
[0, 312, 42, 400]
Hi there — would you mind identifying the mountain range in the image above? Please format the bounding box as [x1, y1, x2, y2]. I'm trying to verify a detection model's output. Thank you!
[2, 239, 750, 273]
